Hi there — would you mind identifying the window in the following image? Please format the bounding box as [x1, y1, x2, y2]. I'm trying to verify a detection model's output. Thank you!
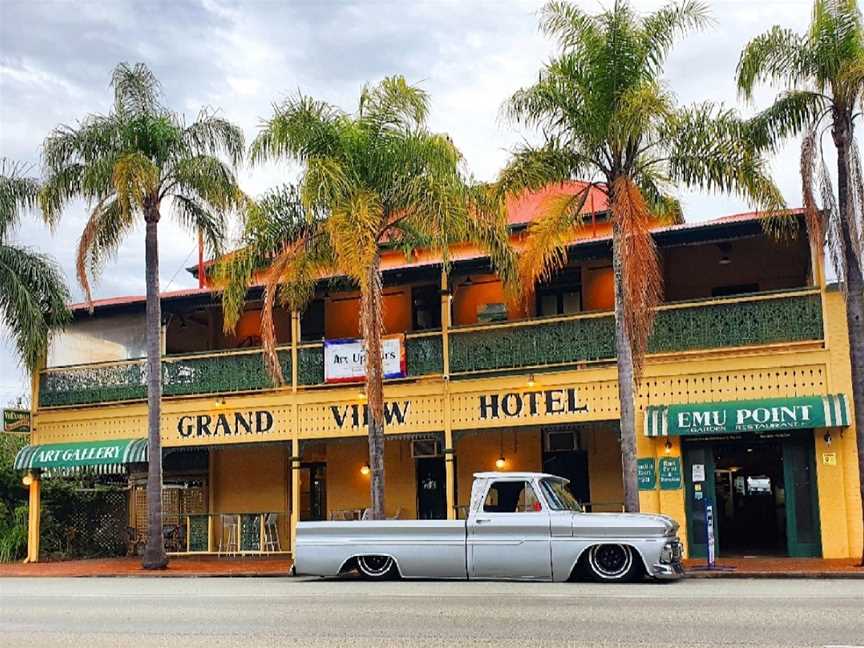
[301, 299, 325, 341]
[536, 269, 582, 316]
[412, 285, 441, 331]
[539, 478, 583, 512]
[483, 481, 543, 513]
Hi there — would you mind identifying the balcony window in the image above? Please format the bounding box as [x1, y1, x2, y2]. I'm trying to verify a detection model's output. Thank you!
[412, 284, 441, 331]
[536, 268, 582, 317]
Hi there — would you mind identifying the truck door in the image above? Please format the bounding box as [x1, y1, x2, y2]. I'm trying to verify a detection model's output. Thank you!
[468, 479, 552, 580]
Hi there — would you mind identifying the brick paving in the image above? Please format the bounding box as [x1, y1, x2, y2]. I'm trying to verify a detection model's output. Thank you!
[683, 557, 864, 577]
[0, 555, 294, 577]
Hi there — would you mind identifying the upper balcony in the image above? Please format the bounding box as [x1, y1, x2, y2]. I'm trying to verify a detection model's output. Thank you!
[36, 210, 825, 409]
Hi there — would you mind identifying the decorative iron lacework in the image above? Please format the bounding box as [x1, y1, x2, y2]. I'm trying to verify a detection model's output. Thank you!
[449, 315, 616, 373]
[39, 361, 146, 407]
[406, 334, 443, 376]
[162, 351, 290, 397]
[648, 293, 823, 353]
[188, 515, 209, 552]
[298, 346, 324, 385]
[240, 514, 260, 551]
[38, 293, 823, 405]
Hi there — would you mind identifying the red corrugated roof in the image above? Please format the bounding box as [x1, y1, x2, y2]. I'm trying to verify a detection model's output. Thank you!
[505, 181, 608, 225]
[72, 207, 801, 313]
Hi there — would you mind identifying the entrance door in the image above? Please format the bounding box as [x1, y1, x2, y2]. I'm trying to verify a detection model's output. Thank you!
[542, 450, 590, 504]
[783, 438, 822, 557]
[299, 463, 326, 521]
[683, 443, 716, 559]
[416, 457, 446, 519]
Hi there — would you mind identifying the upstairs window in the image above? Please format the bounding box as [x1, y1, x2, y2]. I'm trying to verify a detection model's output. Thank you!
[412, 284, 441, 331]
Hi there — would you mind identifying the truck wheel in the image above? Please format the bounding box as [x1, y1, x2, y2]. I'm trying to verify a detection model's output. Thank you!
[357, 555, 398, 580]
[585, 544, 638, 582]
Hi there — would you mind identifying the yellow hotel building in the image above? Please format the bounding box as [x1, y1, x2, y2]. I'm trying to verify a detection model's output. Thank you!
[17, 189, 863, 563]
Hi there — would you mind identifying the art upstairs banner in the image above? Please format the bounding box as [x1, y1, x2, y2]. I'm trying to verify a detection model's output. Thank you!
[324, 334, 406, 383]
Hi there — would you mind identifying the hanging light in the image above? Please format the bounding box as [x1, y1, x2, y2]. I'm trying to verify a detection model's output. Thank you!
[717, 242, 732, 265]
[22, 473, 33, 486]
[360, 464, 371, 476]
[526, 374, 536, 388]
[824, 430, 832, 447]
[495, 456, 506, 469]
[664, 439, 673, 454]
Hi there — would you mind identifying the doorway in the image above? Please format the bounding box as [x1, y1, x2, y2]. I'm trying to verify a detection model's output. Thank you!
[299, 462, 327, 521]
[542, 450, 590, 504]
[416, 457, 446, 519]
[683, 434, 821, 558]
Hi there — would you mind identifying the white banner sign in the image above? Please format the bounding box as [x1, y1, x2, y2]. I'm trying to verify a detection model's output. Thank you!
[324, 335, 406, 384]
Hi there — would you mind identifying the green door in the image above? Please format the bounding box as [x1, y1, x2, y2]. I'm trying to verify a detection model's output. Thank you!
[683, 443, 717, 559]
[782, 436, 822, 557]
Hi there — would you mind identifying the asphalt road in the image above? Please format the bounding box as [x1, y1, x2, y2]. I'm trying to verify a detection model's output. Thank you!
[1, 577, 863, 647]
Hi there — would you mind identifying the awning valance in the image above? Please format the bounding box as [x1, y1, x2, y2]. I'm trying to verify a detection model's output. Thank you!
[644, 395, 850, 437]
[14, 438, 148, 474]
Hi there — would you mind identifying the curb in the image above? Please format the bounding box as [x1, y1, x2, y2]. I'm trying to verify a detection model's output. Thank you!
[685, 571, 864, 579]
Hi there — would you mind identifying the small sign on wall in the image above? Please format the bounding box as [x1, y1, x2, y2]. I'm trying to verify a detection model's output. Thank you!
[324, 334, 406, 383]
[659, 457, 683, 490]
[822, 453, 837, 466]
[637, 458, 657, 490]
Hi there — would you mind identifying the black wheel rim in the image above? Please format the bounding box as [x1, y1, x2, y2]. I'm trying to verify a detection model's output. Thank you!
[589, 544, 632, 579]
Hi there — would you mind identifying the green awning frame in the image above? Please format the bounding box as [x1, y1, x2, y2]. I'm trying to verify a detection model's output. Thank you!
[14, 438, 148, 475]
[644, 394, 850, 437]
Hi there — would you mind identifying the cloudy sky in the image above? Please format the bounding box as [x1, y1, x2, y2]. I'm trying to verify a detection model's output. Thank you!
[0, 0, 822, 403]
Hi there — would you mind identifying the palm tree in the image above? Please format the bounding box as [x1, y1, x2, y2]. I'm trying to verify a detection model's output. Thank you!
[39, 63, 245, 568]
[0, 160, 70, 372]
[219, 76, 515, 519]
[737, 0, 864, 564]
[499, 0, 784, 512]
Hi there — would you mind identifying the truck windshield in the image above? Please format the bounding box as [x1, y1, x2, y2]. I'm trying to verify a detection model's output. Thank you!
[540, 479, 583, 512]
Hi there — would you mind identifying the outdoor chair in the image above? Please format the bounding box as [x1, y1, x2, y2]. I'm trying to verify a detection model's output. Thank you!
[263, 513, 281, 552]
[218, 515, 239, 557]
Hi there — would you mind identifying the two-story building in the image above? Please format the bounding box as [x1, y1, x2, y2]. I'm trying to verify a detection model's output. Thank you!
[17, 185, 863, 562]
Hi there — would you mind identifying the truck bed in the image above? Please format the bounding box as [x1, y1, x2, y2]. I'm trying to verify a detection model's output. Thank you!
[295, 519, 468, 579]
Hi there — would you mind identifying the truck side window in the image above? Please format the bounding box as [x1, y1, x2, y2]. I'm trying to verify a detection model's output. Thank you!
[483, 481, 543, 513]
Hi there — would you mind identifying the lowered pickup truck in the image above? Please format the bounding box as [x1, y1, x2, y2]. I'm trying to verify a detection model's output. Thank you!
[295, 472, 683, 582]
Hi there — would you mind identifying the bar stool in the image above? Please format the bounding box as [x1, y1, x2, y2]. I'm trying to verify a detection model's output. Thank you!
[263, 513, 281, 552]
[218, 514, 239, 556]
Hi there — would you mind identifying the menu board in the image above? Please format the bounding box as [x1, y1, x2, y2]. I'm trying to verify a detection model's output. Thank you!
[659, 457, 682, 490]
[637, 458, 657, 490]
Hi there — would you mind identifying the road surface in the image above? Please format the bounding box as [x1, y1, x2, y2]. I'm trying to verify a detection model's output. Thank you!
[1, 576, 862, 647]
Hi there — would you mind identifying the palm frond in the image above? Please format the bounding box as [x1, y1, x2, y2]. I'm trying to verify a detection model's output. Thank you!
[359, 75, 429, 130]
[250, 94, 343, 165]
[182, 110, 245, 167]
[112, 152, 159, 219]
[611, 176, 662, 379]
[641, 0, 712, 73]
[0, 243, 71, 371]
[736, 26, 814, 100]
[111, 62, 162, 117]
[800, 123, 825, 249]
[0, 160, 40, 240]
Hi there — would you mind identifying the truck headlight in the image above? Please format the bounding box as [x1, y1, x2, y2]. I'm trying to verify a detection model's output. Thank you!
[660, 540, 681, 564]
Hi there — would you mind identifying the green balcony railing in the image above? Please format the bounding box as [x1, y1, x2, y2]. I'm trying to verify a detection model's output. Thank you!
[448, 290, 823, 375]
[38, 290, 823, 407]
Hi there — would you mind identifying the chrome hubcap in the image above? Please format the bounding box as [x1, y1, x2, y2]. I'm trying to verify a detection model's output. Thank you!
[588, 544, 632, 579]
[357, 555, 394, 578]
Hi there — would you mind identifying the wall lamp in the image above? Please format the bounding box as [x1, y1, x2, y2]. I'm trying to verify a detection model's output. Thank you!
[360, 464, 371, 476]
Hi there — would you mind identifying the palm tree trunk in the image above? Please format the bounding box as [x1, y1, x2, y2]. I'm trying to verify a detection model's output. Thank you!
[612, 217, 640, 513]
[142, 209, 168, 569]
[834, 119, 864, 566]
[362, 253, 386, 520]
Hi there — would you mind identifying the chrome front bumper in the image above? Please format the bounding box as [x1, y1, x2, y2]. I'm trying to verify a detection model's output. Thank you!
[652, 538, 685, 580]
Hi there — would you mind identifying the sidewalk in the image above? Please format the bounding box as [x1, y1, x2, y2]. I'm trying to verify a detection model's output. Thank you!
[683, 557, 864, 578]
[0, 555, 294, 578]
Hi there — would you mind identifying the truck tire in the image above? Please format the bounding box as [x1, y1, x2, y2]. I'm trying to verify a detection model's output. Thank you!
[356, 555, 398, 580]
[584, 544, 640, 582]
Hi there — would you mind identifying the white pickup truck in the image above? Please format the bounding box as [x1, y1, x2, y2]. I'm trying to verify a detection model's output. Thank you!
[295, 472, 683, 582]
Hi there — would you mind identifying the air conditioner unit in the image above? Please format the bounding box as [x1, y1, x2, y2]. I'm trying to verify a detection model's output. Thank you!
[411, 439, 441, 458]
[544, 429, 580, 452]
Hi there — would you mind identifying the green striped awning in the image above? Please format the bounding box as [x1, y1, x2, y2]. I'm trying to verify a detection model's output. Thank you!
[644, 395, 851, 437]
[14, 438, 148, 475]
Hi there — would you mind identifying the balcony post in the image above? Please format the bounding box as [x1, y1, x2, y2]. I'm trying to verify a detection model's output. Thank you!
[290, 310, 301, 553]
[26, 471, 41, 563]
[440, 268, 456, 519]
